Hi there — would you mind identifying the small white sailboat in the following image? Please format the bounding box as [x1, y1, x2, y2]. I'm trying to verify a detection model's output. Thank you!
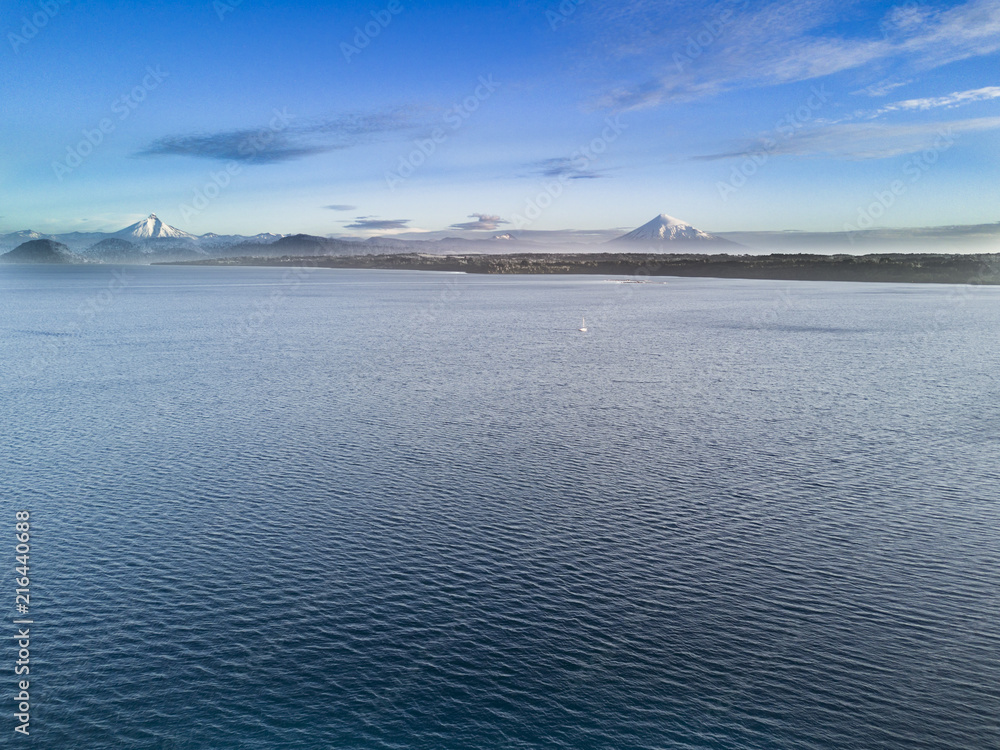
[579, 316, 588, 332]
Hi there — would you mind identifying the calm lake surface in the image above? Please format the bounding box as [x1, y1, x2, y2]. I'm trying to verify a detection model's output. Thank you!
[2, 264, 998, 749]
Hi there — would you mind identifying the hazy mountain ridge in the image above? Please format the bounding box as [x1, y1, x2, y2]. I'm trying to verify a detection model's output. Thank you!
[0, 212, 738, 262]
[84, 238, 145, 263]
[2, 213, 998, 264]
[0, 239, 77, 264]
[0, 214, 287, 261]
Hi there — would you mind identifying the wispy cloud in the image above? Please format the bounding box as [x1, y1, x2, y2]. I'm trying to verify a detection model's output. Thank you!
[140, 108, 424, 164]
[852, 78, 912, 98]
[696, 116, 1000, 161]
[877, 86, 1000, 113]
[140, 131, 338, 163]
[596, 0, 1000, 110]
[533, 157, 605, 180]
[449, 213, 510, 231]
[324, 204, 358, 211]
[344, 217, 411, 230]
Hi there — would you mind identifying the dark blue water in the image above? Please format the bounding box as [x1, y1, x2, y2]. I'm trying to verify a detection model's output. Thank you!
[2, 265, 999, 749]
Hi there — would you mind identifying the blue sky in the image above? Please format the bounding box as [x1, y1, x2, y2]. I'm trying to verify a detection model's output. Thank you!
[1, 0, 998, 238]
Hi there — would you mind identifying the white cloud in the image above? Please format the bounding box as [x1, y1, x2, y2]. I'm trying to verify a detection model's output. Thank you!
[449, 213, 510, 231]
[880, 86, 1000, 112]
[697, 116, 1000, 160]
[897, 0, 1000, 66]
[852, 79, 913, 97]
[597, 0, 1000, 110]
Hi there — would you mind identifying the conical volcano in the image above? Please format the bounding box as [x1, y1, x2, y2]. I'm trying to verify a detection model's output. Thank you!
[114, 214, 196, 241]
[613, 214, 723, 242]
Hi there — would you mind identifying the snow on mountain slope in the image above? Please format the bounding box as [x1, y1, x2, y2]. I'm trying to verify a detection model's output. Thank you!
[6, 230, 49, 241]
[614, 214, 719, 242]
[198, 232, 286, 247]
[114, 214, 197, 241]
[0, 230, 51, 250]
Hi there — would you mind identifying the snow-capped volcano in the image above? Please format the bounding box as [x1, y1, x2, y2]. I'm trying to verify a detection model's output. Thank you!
[114, 214, 196, 241]
[614, 214, 719, 242]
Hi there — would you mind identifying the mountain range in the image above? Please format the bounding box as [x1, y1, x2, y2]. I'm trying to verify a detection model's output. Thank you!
[0, 214, 288, 262]
[1, 213, 740, 265]
[4, 212, 1000, 265]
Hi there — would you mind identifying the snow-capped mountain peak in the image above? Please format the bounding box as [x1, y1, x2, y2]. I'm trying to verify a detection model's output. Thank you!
[3, 230, 49, 242]
[615, 213, 718, 242]
[115, 214, 196, 241]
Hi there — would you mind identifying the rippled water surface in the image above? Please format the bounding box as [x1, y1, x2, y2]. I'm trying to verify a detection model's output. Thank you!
[2, 265, 999, 749]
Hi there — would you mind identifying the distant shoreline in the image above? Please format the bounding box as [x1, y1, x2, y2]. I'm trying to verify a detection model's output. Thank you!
[155, 252, 1000, 285]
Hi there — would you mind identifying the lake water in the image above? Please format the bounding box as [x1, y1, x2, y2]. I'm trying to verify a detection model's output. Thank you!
[2, 264, 998, 749]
